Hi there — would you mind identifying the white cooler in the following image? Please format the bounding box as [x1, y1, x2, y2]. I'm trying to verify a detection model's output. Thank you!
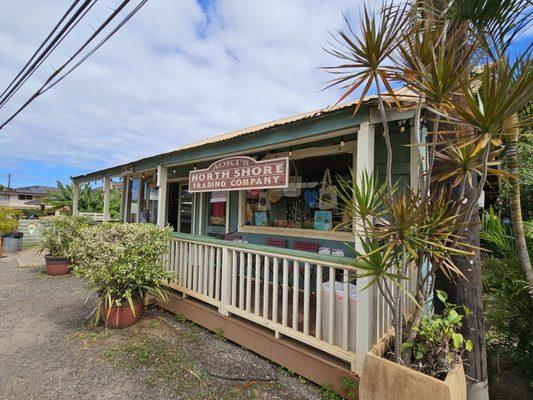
[320, 281, 357, 351]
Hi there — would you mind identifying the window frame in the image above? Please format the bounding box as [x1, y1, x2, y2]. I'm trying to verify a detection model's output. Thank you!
[237, 141, 356, 241]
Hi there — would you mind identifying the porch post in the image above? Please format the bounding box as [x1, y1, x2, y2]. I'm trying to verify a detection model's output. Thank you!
[410, 116, 420, 192]
[156, 165, 167, 227]
[72, 181, 79, 216]
[122, 175, 130, 222]
[219, 247, 231, 316]
[355, 121, 375, 374]
[103, 177, 111, 222]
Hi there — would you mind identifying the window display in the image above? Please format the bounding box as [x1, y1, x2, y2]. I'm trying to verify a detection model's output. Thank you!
[244, 153, 353, 232]
[208, 191, 227, 227]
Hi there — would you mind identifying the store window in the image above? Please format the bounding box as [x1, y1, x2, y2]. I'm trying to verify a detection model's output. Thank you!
[128, 177, 140, 222]
[178, 184, 193, 233]
[207, 191, 227, 227]
[243, 153, 353, 232]
[139, 175, 158, 224]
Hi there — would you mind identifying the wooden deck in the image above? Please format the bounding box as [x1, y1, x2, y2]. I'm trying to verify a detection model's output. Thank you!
[161, 233, 408, 398]
[158, 289, 359, 399]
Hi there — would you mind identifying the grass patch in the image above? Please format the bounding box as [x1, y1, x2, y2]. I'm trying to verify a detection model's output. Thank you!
[102, 336, 200, 386]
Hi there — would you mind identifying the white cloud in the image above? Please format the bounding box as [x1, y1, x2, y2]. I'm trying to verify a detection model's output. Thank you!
[0, 0, 357, 178]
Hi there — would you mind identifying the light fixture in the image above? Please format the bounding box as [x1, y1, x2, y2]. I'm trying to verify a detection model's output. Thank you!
[399, 120, 406, 133]
[172, 168, 176, 174]
[288, 148, 293, 157]
[339, 137, 345, 150]
[142, 173, 145, 179]
[193, 164, 197, 170]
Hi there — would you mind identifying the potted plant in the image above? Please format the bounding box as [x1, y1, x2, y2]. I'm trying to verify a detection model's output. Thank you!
[360, 291, 470, 400]
[69, 223, 173, 328]
[39, 215, 91, 275]
[0, 207, 22, 255]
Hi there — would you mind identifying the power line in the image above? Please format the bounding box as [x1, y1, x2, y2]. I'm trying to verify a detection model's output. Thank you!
[0, 0, 95, 109]
[43, 0, 149, 94]
[0, 0, 149, 130]
[0, 0, 98, 110]
[0, 0, 82, 101]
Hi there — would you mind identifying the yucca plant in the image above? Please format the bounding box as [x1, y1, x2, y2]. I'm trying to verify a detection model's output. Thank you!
[324, 0, 532, 391]
[336, 170, 472, 364]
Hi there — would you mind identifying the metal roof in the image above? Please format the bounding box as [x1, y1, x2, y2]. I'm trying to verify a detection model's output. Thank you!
[72, 89, 417, 182]
[1, 185, 55, 195]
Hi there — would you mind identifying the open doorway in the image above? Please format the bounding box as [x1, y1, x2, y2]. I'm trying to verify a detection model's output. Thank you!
[167, 182, 192, 233]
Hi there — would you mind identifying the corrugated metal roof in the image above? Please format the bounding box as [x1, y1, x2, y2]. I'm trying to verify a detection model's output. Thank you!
[177, 99, 366, 151]
[177, 89, 417, 151]
[72, 89, 417, 181]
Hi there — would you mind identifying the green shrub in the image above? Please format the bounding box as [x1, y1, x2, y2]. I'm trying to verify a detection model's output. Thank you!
[483, 256, 533, 375]
[69, 223, 173, 324]
[481, 213, 533, 378]
[39, 215, 92, 258]
[0, 207, 21, 234]
[480, 207, 516, 259]
[402, 290, 472, 379]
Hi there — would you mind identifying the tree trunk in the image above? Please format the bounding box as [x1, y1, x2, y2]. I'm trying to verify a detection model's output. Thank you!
[435, 189, 488, 399]
[507, 124, 533, 298]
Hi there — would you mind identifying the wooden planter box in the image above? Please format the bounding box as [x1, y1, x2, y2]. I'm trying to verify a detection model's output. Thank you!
[359, 352, 466, 400]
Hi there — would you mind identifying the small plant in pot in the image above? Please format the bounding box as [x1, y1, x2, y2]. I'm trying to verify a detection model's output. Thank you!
[39, 215, 91, 275]
[69, 223, 173, 329]
[0, 207, 22, 256]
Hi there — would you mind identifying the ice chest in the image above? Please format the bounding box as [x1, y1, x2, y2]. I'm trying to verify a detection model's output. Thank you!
[320, 281, 357, 351]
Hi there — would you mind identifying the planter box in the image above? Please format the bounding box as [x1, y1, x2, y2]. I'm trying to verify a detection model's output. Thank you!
[2, 236, 22, 252]
[359, 353, 466, 400]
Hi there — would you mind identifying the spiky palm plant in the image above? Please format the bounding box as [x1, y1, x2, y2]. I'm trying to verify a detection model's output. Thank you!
[324, 0, 532, 388]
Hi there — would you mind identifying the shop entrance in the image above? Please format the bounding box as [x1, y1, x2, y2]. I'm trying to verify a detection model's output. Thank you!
[167, 182, 192, 233]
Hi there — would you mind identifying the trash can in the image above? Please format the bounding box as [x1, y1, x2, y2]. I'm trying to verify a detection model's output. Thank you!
[2, 232, 24, 252]
[320, 280, 357, 351]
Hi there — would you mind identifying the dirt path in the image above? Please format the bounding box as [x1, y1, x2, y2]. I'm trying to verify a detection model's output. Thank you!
[0, 253, 327, 400]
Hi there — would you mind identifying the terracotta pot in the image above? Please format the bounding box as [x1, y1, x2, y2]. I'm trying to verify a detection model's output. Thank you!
[359, 353, 467, 400]
[45, 255, 71, 276]
[101, 299, 142, 329]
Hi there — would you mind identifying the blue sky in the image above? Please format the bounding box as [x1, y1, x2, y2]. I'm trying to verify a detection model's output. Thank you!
[0, 1, 530, 188]
[0, 0, 354, 188]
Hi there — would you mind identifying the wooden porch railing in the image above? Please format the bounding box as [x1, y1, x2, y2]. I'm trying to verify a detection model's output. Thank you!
[164, 233, 398, 373]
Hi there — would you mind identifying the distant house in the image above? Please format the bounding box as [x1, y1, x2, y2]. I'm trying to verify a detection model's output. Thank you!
[0, 185, 55, 211]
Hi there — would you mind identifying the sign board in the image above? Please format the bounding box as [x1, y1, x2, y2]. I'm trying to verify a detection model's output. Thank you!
[189, 156, 289, 193]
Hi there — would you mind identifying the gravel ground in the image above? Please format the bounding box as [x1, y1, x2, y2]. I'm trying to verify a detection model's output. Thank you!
[0, 253, 327, 400]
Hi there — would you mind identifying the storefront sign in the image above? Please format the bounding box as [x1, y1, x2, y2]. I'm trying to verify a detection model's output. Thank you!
[189, 156, 289, 192]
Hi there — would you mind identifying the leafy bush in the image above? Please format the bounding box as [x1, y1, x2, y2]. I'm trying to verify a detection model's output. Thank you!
[0, 207, 22, 234]
[483, 256, 533, 376]
[39, 215, 92, 258]
[481, 212, 533, 380]
[480, 207, 516, 259]
[402, 290, 472, 379]
[69, 223, 173, 324]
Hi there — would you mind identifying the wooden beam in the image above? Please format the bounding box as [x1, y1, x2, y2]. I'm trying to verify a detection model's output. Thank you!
[156, 166, 167, 227]
[103, 177, 111, 222]
[72, 181, 79, 216]
[354, 121, 375, 374]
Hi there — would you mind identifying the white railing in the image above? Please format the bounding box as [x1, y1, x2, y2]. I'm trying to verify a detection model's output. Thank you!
[78, 212, 105, 222]
[165, 233, 402, 373]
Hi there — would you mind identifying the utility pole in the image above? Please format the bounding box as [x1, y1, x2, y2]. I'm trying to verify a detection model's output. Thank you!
[7, 173, 11, 189]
